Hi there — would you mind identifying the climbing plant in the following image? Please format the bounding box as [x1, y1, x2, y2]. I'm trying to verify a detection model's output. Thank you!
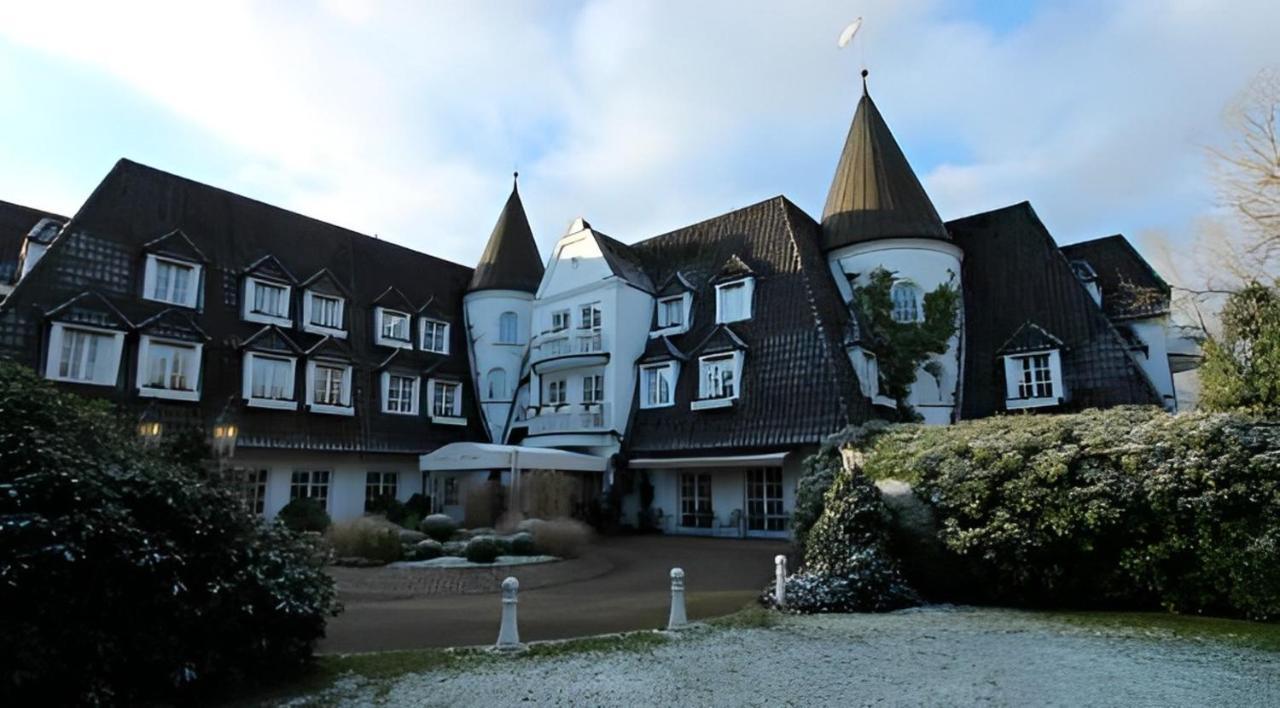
[852, 267, 960, 418]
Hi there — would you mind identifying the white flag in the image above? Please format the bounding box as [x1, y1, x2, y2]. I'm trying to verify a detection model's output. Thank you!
[838, 17, 863, 48]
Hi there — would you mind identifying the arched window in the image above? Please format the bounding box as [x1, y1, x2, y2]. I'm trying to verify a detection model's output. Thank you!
[498, 311, 518, 344]
[486, 368, 507, 399]
[890, 281, 922, 323]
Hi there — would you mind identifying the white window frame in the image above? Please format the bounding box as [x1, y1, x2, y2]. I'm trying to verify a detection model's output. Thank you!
[692, 351, 742, 410]
[302, 290, 346, 338]
[365, 472, 399, 511]
[652, 293, 691, 336]
[420, 318, 450, 354]
[290, 470, 330, 508]
[485, 368, 508, 400]
[242, 351, 298, 410]
[890, 280, 924, 324]
[498, 311, 520, 344]
[714, 278, 754, 324]
[44, 322, 125, 387]
[380, 371, 420, 415]
[640, 361, 677, 409]
[375, 307, 413, 349]
[243, 277, 292, 326]
[545, 378, 567, 405]
[1003, 349, 1065, 410]
[143, 254, 201, 309]
[137, 335, 202, 402]
[579, 302, 603, 330]
[550, 309, 570, 332]
[582, 373, 604, 404]
[305, 360, 354, 415]
[428, 378, 465, 425]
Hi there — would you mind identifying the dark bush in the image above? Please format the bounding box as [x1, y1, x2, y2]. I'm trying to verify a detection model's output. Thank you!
[403, 492, 433, 520]
[408, 539, 444, 561]
[278, 497, 332, 533]
[465, 536, 502, 564]
[509, 532, 536, 556]
[420, 513, 458, 542]
[0, 362, 339, 704]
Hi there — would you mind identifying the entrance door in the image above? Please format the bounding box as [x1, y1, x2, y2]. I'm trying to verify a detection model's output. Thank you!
[679, 472, 713, 530]
[746, 467, 786, 536]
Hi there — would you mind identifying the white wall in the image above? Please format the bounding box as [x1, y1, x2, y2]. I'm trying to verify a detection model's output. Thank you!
[829, 238, 964, 425]
[464, 288, 534, 442]
[1127, 315, 1178, 411]
[229, 449, 421, 523]
[640, 453, 805, 538]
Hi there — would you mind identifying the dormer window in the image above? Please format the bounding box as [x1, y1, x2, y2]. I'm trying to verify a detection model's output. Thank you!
[137, 336, 201, 401]
[890, 281, 923, 323]
[244, 277, 292, 326]
[381, 372, 420, 415]
[243, 352, 297, 410]
[303, 291, 345, 336]
[45, 323, 125, 387]
[692, 352, 742, 410]
[306, 360, 354, 416]
[1003, 350, 1065, 410]
[640, 361, 677, 409]
[428, 379, 465, 425]
[375, 307, 412, 349]
[715, 279, 754, 324]
[657, 297, 684, 328]
[143, 255, 201, 308]
[420, 318, 450, 354]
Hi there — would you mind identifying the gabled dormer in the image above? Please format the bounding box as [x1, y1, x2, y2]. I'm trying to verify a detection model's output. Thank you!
[141, 229, 208, 310]
[652, 271, 694, 338]
[303, 336, 355, 416]
[371, 286, 416, 350]
[689, 324, 748, 410]
[242, 255, 297, 327]
[417, 296, 452, 355]
[998, 321, 1066, 411]
[638, 335, 687, 409]
[299, 268, 351, 338]
[537, 218, 654, 300]
[712, 255, 755, 325]
[239, 325, 302, 410]
[43, 291, 131, 388]
[135, 309, 210, 402]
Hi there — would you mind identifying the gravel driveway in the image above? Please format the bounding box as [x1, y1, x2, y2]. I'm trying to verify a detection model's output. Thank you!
[301, 607, 1279, 707]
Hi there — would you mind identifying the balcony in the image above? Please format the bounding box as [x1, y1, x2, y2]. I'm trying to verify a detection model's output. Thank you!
[531, 330, 609, 373]
[526, 401, 612, 436]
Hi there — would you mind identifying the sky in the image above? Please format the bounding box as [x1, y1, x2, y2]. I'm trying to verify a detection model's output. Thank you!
[1, 0, 1277, 278]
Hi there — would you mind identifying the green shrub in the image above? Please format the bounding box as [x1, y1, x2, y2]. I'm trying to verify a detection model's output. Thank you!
[278, 497, 331, 533]
[0, 362, 338, 704]
[509, 532, 536, 556]
[403, 492, 432, 519]
[420, 513, 458, 542]
[855, 406, 1280, 621]
[465, 537, 501, 564]
[327, 518, 402, 563]
[408, 539, 444, 561]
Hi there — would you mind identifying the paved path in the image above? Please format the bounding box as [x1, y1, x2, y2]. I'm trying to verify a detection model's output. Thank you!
[319, 535, 788, 653]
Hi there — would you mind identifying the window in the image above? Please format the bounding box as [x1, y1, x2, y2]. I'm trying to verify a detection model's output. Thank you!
[1003, 350, 1064, 410]
[698, 353, 740, 402]
[244, 277, 292, 326]
[579, 303, 602, 330]
[715, 278, 753, 323]
[304, 291, 345, 335]
[551, 309, 570, 332]
[657, 296, 684, 329]
[307, 362, 352, 413]
[290, 470, 330, 507]
[545, 378, 566, 405]
[421, 319, 449, 354]
[746, 468, 786, 532]
[429, 379, 463, 421]
[243, 352, 296, 409]
[138, 336, 201, 401]
[375, 308, 412, 348]
[45, 323, 124, 387]
[443, 477, 459, 506]
[890, 281, 922, 323]
[382, 372, 419, 415]
[365, 472, 398, 511]
[582, 374, 604, 403]
[144, 255, 200, 308]
[679, 472, 713, 528]
[640, 362, 676, 408]
[486, 368, 507, 399]
[498, 312, 519, 344]
[229, 468, 268, 515]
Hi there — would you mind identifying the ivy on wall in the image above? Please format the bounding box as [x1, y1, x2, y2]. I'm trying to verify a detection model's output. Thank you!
[852, 267, 960, 418]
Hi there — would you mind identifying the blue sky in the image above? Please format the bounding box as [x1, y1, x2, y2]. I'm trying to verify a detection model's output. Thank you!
[1, 0, 1277, 282]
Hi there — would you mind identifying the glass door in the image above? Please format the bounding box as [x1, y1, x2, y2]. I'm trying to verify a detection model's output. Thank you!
[679, 472, 713, 528]
[746, 467, 786, 533]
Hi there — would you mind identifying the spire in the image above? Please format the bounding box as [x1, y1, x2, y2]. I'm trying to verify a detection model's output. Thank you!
[820, 76, 949, 251]
[468, 177, 545, 293]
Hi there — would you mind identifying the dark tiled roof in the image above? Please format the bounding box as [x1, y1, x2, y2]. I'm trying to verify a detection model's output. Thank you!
[821, 87, 948, 250]
[949, 203, 1163, 418]
[625, 196, 868, 454]
[0, 199, 67, 284]
[468, 181, 544, 293]
[997, 321, 1065, 354]
[593, 230, 654, 292]
[1060, 235, 1171, 320]
[0, 159, 484, 454]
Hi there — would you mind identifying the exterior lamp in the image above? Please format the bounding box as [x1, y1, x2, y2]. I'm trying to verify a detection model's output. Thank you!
[137, 403, 163, 446]
[212, 398, 240, 460]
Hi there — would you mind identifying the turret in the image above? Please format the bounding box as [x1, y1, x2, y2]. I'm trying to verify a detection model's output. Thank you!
[465, 174, 544, 442]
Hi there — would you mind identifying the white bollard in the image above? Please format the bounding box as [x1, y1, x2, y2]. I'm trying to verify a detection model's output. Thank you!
[495, 576, 522, 651]
[774, 555, 787, 607]
[667, 567, 688, 630]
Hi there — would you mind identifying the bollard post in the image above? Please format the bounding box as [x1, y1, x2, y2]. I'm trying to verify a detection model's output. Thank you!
[667, 567, 688, 630]
[495, 576, 522, 651]
[774, 555, 787, 608]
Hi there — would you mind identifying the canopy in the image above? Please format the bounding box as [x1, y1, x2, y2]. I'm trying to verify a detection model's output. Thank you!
[420, 442, 608, 473]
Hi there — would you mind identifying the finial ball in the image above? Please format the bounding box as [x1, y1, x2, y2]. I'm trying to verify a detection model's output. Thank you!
[861, 69, 869, 78]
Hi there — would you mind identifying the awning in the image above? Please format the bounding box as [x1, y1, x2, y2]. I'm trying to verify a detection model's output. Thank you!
[628, 452, 788, 469]
[420, 442, 609, 473]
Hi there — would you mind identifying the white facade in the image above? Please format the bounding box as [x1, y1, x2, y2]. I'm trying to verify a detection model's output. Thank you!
[1123, 315, 1179, 411]
[227, 450, 423, 523]
[464, 288, 535, 442]
[828, 238, 965, 425]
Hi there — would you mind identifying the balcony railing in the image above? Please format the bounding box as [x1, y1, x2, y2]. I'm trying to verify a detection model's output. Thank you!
[531, 330, 606, 365]
[526, 401, 611, 435]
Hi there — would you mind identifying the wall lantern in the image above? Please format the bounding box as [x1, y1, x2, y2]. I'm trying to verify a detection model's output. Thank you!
[212, 397, 239, 460]
[137, 403, 163, 446]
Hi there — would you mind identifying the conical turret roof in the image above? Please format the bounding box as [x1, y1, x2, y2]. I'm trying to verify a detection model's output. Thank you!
[469, 176, 544, 292]
[821, 75, 949, 250]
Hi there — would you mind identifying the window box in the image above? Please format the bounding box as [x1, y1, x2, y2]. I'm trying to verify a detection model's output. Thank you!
[381, 372, 420, 415]
[143, 254, 202, 309]
[375, 307, 413, 349]
[44, 323, 125, 387]
[243, 352, 297, 410]
[306, 360, 354, 416]
[420, 318, 450, 354]
[244, 277, 292, 326]
[137, 335, 202, 401]
[715, 278, 754, 324]
[303, 291, 346, 337]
